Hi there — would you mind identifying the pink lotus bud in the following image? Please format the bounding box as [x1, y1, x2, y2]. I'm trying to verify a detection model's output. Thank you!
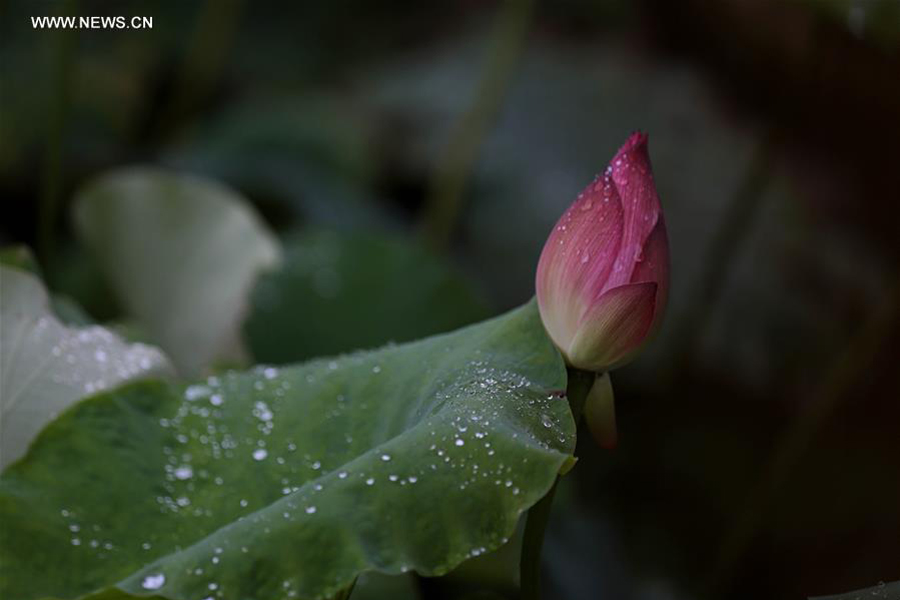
[536, 133, 669, 372]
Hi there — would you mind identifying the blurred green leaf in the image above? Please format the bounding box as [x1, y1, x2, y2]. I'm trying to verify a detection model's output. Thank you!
[1, 301, 573, 600]
[178, 97, 375, 184]
[810, 580, 900, 599]
[48, 295, 94, 327]
[1, 245, 95, 326]
[166, 97, 394, 230]
[244, 229, 489, 363]
[45, 241, 121, 324]
[73, 168, 282, 376]
[0, 266, 172, 468]
[0, 245, 42, 276]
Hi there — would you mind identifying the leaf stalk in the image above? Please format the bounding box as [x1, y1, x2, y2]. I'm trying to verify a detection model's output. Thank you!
[519, 368, 595, 600]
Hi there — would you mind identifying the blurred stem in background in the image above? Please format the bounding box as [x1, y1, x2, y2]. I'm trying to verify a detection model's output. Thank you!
[333, 577, 356, 600]
[420, 0, 535, 251]
[37, 0, 77, 270]
[703, 278, 900, 598]
[153, 0, 244, 143]
[520, 368, 594, 600]
[663, 132, 777, 384]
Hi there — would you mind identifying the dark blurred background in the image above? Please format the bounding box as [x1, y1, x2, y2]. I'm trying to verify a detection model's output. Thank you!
[1, 0, 899, 599]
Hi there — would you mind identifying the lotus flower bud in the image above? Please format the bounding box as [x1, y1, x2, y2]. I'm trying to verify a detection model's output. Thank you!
[536, 133, 669, 372]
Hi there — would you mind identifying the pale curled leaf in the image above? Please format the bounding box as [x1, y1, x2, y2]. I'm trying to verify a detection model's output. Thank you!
[73, 168, 282, 376]
[0, 266, 173, 468]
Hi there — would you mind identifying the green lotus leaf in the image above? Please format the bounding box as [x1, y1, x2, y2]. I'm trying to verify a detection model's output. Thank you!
[1, 301, 572, 600]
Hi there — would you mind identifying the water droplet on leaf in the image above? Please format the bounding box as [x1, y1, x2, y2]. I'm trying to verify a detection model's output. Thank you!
[141, 574, 165, 590]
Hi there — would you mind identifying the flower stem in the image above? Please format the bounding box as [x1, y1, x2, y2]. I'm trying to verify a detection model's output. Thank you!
[519, 368, 595, 600]
[420, 0, 534, 250]
[38, 0, 76, 270]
